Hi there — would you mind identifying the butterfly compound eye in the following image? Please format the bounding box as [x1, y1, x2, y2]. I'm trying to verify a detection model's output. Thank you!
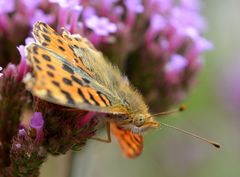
[134, 115, 145, 127]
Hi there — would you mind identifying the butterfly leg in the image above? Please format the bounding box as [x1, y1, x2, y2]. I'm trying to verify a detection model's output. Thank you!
[91, 121, 111, 143]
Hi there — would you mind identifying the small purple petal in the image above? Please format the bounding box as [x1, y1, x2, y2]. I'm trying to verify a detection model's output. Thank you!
[3, 64, 17, 78]
[20, 0, 41, 11]
[0, 0, 15, 13]
[25, 37, 35, 45]
[18, 128, 27, 137]
[125, 0, 144, 13]
[17, 45, 28, 81]
[113, 6, 124, 16]
[196, 37, 213, 52]
[165, 54, 188, 84]
[30, 10, 55, 26]
[69, 5, 83, 33]
[165, 54, 188, 73]
[30, 112, 44, 130]
[17, 45, 25, 59]
[83, 7, 96, 20]
[150, 14, 166, 31]
[85, 15, 117, 36]
[49, 0, 79, 8]
[57, 6, 69, 29]
[124, 0, 144, 27]
[145, 14, 167, 45]
[49, 0, 69, 7]
[146, 0, 173, 13]
[15, 143, 22, 149]
[98, 0, 118, 15]
[171, 6, 206, 33]
[180, 0, 201, 11]
[30, 112, 44, 143]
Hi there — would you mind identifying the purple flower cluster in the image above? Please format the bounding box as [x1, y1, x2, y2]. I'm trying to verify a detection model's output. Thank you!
[0, 0, 54, 34]
[10, 114, 47, 177]
[52, 0, 211, 110]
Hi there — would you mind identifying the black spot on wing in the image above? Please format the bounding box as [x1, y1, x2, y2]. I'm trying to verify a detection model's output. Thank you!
[42, 42, 48, 46]
[63, 77, 73, 86]
[82, 78, 90, 84]
[88, 92, 100, 106]
[53, 30, 59, 35]
[61, 89, 75, 105]
[42, 34, 51, 42]
[47, 89, 58, 102]
[68, 44, 73, 50]
[64, 35, 73, 41]
[58, 46, 65, 51]
[52, 81, 60, 87]
[97, 91, 111, 106]
[36, 65, 42, 70]
[33, 46, 38, 54]
[42, 27, 50, 34]
[71, 75, 86, 86]
[47, 64, 55, 70]
[47, 71, 54, 78]
[73, 44, 79, 49]
[33, 56, 40, 64]
[77, 88, 90, 104]
[74, 37, 80, 41]
[57, 39, 63, 44]
[74, 58, 79, 63]
[62, 64, 74, 74]
[42, 54, 51, 61]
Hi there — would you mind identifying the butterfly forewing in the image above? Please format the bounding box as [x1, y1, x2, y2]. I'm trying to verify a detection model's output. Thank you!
[28, 22, 130, 114]
[26, 43, 112, 111]
[33, 22, 93, 77]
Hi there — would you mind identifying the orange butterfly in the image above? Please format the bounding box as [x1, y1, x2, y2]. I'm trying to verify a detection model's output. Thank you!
[24, 22, 219, 158]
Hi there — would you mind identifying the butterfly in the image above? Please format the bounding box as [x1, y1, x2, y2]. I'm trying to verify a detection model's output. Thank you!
[23, 22, 163, 158]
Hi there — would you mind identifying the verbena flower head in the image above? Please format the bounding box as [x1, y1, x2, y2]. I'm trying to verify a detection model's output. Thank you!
[33, 99, 99, 155]
[0, 1, 212, 110]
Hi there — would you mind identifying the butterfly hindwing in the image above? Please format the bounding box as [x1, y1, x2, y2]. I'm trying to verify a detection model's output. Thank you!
[111, 123, 143, 158]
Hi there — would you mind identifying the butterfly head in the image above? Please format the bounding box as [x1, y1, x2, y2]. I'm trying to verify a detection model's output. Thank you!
[117, 114, 160, 134]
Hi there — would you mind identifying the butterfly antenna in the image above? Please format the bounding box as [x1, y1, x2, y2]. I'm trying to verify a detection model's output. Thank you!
[160, 122, 221, 149]
[149, 104, 187, 118]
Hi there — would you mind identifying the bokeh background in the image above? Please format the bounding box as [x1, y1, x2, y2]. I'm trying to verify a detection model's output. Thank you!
[38, 0, 240, 177]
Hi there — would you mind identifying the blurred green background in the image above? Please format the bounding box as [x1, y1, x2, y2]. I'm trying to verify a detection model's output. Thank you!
[40, 0, 240, 177]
